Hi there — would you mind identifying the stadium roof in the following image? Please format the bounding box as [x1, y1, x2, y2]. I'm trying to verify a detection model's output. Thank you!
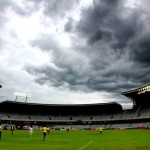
[122, 83, 150, 107]
[0, 100, 123, 115]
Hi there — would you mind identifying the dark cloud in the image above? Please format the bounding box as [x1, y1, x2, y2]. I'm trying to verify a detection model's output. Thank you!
[31, 34, 60, 51]
[64, 18, 74, 32]
[43, 0, 78, 18]
[74, 0, 150, 83]
[77, 0, 141, 48]
[0, 0, 13, 26]
[26, 0, 150, 103]
[28, 0, 79, 19]
[129, 32, 150, 64]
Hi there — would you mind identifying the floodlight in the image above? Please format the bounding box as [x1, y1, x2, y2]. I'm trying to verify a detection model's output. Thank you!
[14, 92, 31, 102]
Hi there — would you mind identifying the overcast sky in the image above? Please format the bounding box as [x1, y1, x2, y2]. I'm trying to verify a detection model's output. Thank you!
[0, 0, 150, 109]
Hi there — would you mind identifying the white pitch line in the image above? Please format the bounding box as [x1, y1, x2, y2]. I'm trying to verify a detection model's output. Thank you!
[78, 141, 93, 150]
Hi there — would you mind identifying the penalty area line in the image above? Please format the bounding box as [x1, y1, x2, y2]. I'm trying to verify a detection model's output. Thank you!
[78, 141, 93, 150]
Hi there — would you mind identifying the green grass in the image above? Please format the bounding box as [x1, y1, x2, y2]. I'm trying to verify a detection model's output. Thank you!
[0, 129, 150, 150]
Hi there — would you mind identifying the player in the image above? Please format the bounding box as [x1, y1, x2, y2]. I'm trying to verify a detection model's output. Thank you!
[66, 126, 70, 132]
[29, 126, 33, 137]
[0, 124, 2, 139]
[10, 124, 15, 135]
[99, 126, 103, 135]
[42, 126, 47, 141]
[47, 127, 51, 134]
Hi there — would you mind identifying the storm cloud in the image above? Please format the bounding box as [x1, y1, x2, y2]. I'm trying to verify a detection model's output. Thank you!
[0, 0, 150, 108]
[26, 0, 150, 95]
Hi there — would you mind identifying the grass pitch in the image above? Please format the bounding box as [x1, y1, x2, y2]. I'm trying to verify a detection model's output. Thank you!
[0, 129, 150, 150]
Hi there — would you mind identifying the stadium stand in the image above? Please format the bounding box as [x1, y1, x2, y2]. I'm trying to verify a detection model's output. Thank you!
[0, 83, 150, 130]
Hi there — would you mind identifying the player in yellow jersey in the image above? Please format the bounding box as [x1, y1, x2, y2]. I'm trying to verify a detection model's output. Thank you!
[42, 126, 47, 141]
[0, 124, 2, 139]
[47, 127, 51, 134]
[99, 126, 103, 135]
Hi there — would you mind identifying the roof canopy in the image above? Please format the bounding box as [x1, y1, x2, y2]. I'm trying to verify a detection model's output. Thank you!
[0, 100, 122, 115]
[122, 83, 150, 107]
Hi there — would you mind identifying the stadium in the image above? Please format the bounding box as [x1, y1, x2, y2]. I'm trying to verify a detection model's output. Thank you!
[0, 83, 150, 150]
[0, 83, 150, 129]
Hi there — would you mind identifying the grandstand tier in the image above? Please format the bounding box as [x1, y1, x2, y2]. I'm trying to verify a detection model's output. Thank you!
[0, 100, 125, 128]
